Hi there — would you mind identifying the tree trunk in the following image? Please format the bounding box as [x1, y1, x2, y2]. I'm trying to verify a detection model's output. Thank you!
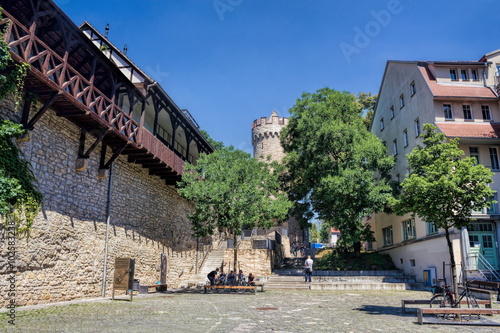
[444, 227, 458, 302]
[353, 241, 361, 256]
[233, 232, 238, 273]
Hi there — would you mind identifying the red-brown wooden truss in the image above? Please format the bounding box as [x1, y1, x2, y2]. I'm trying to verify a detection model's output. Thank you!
[0, 0, 212, 185]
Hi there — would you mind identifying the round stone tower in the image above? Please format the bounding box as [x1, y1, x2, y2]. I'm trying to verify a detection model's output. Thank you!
[251, 110, 288, 162]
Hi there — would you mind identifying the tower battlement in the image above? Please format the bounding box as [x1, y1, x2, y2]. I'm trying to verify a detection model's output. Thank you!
[252, 110, 288, 129]
[251, 111, 288, 163]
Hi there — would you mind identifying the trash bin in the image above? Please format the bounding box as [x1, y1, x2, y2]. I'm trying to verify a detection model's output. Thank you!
[133, 279, 140, 290]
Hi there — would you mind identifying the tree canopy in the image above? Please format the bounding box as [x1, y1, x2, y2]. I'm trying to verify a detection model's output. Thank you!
[393, 124, 495, 296]
[280, 87, 394, 253]
[178, 146, 292, 268]
[356, 92, 377, 130]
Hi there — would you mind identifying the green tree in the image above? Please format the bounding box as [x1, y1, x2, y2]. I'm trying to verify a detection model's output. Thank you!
[356, 92, 377, 130]
[200, 129, 224, 151]
[281, 88, 394, 254]
[309, 223, 320, 243]
[394, 124, 495, 298]
[319, 222, 331, 244]
[179, 146, 292, 270]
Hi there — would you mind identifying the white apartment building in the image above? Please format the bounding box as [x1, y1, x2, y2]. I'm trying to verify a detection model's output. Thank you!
[370, 50, 500, 286]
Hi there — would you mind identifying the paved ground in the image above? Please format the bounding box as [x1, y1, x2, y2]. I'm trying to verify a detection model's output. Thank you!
[1, 289, 499, 332]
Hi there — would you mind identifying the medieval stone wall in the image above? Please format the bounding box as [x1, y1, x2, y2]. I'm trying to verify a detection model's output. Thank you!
[222, 249, 272, 277]
[0, 102, 204, 307]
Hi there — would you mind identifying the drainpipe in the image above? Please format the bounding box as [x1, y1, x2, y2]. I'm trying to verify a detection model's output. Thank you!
[101, 163, 114, 297]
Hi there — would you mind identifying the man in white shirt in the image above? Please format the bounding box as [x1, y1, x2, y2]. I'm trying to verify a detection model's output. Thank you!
[304, 255, 313, 283]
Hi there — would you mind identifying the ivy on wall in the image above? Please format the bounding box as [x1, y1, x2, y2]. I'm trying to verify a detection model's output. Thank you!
[0, 10, 42, 235]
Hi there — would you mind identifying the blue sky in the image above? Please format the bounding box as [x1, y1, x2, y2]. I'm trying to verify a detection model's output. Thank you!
[58, 0, 500, 154]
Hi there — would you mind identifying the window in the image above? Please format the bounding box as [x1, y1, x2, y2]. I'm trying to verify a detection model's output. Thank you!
[393, 139, 398, 156]
[414, 118, 421, 137]
[402, 218, 416, 240]
[426, 222, 438, 235]
[461, 69, 468, 80]
[382, 226, 393, 246]
[487, 193, 498, 215]
[390, 106, 395, 119]
[443, 104, 453, 119]
[462, 105, 472, 120]
[410, 82, 416, 96]
[469, 147, 479, 165]
[482, 105, 492, 120]
[399, 94, 405, 108]
[497, 65, 500, 76]
[483, 235, 493, 248]
[403, 129, 408, 147]
[450, 69, 457, 80]
[380, 118, 385, 131]
[471, 69, 479, 81]
[396, 173, 400, 183]
[469, 235, 479, 248]
[469, 223, 494, 232]
[489, 147, 499, 170]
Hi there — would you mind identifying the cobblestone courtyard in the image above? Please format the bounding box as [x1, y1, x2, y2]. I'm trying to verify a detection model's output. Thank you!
[1, 289, 499, 332]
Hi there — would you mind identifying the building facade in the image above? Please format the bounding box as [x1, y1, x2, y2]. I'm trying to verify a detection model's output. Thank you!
[370, 51, 500, 285]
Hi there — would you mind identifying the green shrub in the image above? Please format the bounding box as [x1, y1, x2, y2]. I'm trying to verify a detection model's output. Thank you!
[314, 250, 396, 271]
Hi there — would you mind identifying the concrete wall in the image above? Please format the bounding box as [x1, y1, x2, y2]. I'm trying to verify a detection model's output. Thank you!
[0, 101, 204, 307]
[378, 234, 462, 285]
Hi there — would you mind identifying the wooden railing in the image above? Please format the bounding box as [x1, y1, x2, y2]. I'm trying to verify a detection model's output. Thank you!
[1, 13, 140, 143]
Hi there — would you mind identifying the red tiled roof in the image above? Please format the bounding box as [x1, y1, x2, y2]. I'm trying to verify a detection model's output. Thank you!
[330, 227, 341, 233]
[436, 122, 500, 138]
[419, 67, 497, 98]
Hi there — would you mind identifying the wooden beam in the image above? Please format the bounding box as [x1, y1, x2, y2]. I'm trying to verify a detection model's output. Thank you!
[26, 91, 59, 129]
[101, 142, 129, 170]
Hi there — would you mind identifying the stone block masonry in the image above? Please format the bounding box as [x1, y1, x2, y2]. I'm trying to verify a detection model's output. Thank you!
[222, 249, 272, 277]
[0, 103, 204, 308]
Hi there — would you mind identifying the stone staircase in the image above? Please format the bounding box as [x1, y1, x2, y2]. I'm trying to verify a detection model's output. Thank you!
[179, 242, 226, 288]
[261, 269, 420, 291]
[261, 256, 422, 291]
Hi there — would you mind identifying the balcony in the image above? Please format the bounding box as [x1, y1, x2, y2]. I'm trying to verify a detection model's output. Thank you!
[1, 0, 211, 185]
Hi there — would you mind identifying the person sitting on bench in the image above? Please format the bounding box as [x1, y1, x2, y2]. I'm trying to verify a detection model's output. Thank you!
[227, 270, 236, 285]
[237, 269, 245, 284]
[248, 273, 255, 286]
[217, 270, 227, 285]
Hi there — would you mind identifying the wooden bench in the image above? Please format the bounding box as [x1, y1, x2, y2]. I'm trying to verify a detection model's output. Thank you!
[203, 285, 257, 294]
[401, 299, 491, 313]
[468, 280, 500, 290]
[466, 281, 500, 301]
[417, 308, 500, 325]
[139, 284, 167, 294]
[254, 283, 265, 292]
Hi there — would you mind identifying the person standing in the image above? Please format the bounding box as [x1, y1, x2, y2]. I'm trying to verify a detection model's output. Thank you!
[291, 241, 298, 257]
[304, 255, 313, 283]
[207, 268, 219, 286]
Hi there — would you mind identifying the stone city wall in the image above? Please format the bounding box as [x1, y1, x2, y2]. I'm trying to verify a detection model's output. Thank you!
[0, 102, 205, 307]
[222, 248, 272, 278]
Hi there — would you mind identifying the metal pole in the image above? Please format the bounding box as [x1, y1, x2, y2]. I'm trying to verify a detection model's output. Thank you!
[195, 237, 199, 274]
[101, 163, 114, 297]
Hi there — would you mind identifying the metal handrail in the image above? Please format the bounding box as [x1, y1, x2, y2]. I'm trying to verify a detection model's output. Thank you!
[467, 252, 500, 281]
